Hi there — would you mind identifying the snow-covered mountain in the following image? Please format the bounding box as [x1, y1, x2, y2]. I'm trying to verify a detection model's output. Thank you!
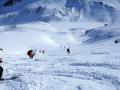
[1, 1, 120, 90]
[0, 0, 120, 25]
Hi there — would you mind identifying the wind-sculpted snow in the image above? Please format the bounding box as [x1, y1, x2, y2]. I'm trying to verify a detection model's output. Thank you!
[1, 42, 120, 90]
[0, 21, 120, 90]
[0, 0, 120, 24]
[84, 24, 120, 43]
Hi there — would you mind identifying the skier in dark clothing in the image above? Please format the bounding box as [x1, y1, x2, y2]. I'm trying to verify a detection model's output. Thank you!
[0, 49, 3, 80]
[67, 48, 70, 54]
[115, 39, 119, 44]
[0, 66, 3, 80]
[115, 40, 118, 44]
[104, 24, 108, 26]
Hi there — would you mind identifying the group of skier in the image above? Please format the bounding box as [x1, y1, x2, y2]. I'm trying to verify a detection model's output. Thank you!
[27, 47, 70, 59]
[0, 46, 71, 80]
[27, 49, 45, 59]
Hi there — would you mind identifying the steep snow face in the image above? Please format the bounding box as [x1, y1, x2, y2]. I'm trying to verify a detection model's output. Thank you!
[0, 0, 120, 24]
[65, 0, 85, 11]
[83, 1, 120, 23]
[84, 23, 120, 43]
[0, 0, 66, 25]
[0, 0, 65, 14]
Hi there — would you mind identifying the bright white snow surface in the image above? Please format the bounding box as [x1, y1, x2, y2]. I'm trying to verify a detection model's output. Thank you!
[0, 20, 120, 90]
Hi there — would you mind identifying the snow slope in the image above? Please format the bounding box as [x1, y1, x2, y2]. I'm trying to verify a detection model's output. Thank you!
[0, 1, 120, 90]
[0, 20, 103, 53]
[0, 20, 120, 90]
[84, 23, 120, 43]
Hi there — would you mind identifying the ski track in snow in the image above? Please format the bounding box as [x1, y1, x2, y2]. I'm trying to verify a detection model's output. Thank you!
[1, 47, 120, 90]
[0, 22, 120, 90]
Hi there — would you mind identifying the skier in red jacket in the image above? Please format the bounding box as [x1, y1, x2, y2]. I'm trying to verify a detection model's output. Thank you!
[27, 50, 36, 59]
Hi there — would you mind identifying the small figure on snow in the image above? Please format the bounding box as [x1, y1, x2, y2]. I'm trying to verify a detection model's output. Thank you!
[39, 50, 45, 54]
[0, 66, 3, 80]
[115, 39, 119, 44]
[0, 48, 3, 80]
[62, 44, 71, 55]
[67, 48, 70, 54]
[27, 50, 35, 59]
[104, 23, 108, 27]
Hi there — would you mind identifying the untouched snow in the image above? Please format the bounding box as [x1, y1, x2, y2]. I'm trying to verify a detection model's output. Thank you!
[0, 21, 120, 90]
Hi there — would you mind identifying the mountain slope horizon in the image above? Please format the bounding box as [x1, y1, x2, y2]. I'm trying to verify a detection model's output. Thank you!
[0, 0, 120, 25]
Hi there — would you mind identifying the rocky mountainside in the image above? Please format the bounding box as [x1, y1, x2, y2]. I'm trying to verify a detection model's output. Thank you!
[0, 0, 120, 25]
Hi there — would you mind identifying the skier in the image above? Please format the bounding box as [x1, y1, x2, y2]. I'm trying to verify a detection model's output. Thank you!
[104, 23, 108, 27]
[63, 44, 71, 54]
[27, 50, 35, 59]
[67, 48, 70, 54]
[39, 50, 45, 54]
[115, 39, 119, 44]
[0, 48, 3, 80]
[27, 49, 39, 59]
[0, 66, 3, 80]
